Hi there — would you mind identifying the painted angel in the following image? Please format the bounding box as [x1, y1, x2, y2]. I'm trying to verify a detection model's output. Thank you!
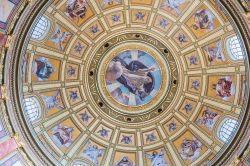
[106, 61, 155, 100]
[161, 0, 186, 15]
[204, 42, 225, 64]
[51, 24, 71, 50]
[146, 149, 169, 166]
[65, 0, 87, 20]
[83, 141, 105, 165]
[52, 124, 74, 147]
[193, 9, 215, 31]
[101, 0, 122, 9]
[196, 107, 220, 131]
[41, 91, 64, 111]
[178, 138, 202, 162]
[114, 156, 134, 166]
[213, 77, 235, 100]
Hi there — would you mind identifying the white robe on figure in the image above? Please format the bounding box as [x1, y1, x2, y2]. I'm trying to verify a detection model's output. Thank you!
[83, 142, 105, 165]
[146, 150, 169, 166]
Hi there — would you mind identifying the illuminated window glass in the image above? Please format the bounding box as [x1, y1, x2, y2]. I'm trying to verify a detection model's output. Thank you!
[226, 35, 244, 60]
[217, 118, 238, 143]
[31, 16, 50, 40]
[24, 97, 41, 122]
[12, 161, 24, 166]
[73, 161, 89, 166]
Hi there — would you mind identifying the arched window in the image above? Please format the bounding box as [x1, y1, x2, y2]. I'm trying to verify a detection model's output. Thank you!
[24, 97, 42, 122]
[226, 35, 244, 60]
[31, 16, 50, 40]
[12, 161, 24, 166]
[217, 118, 238, 143]
[73, 161, 89, 166]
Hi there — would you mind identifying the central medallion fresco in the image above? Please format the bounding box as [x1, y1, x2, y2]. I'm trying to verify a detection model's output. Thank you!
[105, 50, 161, 106]
[88, 33, 179, 123]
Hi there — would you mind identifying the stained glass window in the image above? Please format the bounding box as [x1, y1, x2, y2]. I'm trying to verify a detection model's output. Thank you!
[73, 161, 89, 166]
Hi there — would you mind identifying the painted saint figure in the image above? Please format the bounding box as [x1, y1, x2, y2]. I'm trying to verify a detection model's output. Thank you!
[114, 156, 134, 166]
[192, 9, 215, 31]
[161, 0, 186, 15]
[204, 41, 225, 64]
[106, 61, 155, 100]
[83, 141, 105, 165]
[65, 0, 87, 21]
[52, 124, 74, 147]
[178, 137, 202, 162]
[196, 107, 220, 131]
[41, 91, 64, 111]
[146, 149, 169, 166]
[213, 77, 235, 100]
[33, 57, 55, 81]
[106, 50, 161, 106]
[51, 25, 72, 50]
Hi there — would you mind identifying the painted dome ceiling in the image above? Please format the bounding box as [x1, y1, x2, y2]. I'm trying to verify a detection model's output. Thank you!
[1, 0, 250, 166]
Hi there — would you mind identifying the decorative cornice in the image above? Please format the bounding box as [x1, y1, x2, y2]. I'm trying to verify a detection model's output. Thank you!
[5, 0, 54, 165]
[212, 0, 250, 165]
[2, 0, 250, 165]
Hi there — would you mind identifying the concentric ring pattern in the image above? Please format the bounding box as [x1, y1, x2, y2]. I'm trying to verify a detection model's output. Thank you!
[18, 0, 249, 165]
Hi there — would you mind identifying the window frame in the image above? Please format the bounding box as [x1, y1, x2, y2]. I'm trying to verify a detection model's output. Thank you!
[226, 35, 245, 61]
[216, 118, 238, 143]
[24, 97, 42, 122]
[31, 16, 50, 41]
